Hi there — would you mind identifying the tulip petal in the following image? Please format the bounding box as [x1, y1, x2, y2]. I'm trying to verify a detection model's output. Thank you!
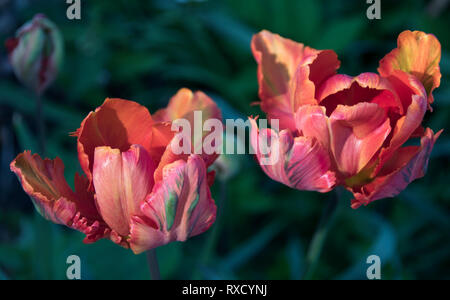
[290, 49, 340, 108]
[295, 105, 330, 150]
[149, 121, 175, 163]
[71, 173, 111, 243]
[92, 147, 128, 236]
[318, 73, 401, 116]
[153, 143, 189, 183]
[129, 155, 216, 254]
[92, 145, 156, 237]
[250, 118, 335, 192]
[350, 128, 442, 208]
[153, 88, 221, 123]
[73, 98, 154, 183]
[122, 145, 157, 217]
[374, 71, 428, 175]
[10, 152, 109, 242]
[10, 151, 75, 224]
[153, 88, 222, 165]
[378, 30, 441, 108]
[330, 103, 391, 176]
[251, 30, 340, 131]
[251, 30, 305, 131]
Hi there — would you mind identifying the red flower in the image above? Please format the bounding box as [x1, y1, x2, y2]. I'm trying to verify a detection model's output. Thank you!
[250, 30, 442, 208]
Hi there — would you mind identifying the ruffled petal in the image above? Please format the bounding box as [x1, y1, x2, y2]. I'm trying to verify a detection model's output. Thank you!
[10, 152, 109, 242]
[290, 49, 340, 108]
[251, 30, 305, 131]
[129, 155, 216, 254]
[71, 173, 112, 243]
[375, 72, 428, 175]
[350, 128, 442, 208]
[10, 152, 75, 222]
[330, 103, 391, 176]
[318, 72, 401, 116]
[250, 118, 335, 192]
[378, 30, 441, 109]
[92, 145, 156, 237]
[73, 98, 154, 183]
[251, 30, 339, 131]
[295, 105, 330, 150]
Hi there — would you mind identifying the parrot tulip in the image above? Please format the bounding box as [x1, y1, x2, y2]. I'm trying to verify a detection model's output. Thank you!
[250, 30, 443, 208]
[10, 88, 222, 254]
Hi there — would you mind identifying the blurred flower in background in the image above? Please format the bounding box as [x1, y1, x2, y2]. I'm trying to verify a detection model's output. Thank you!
[5, 13, 63, 95]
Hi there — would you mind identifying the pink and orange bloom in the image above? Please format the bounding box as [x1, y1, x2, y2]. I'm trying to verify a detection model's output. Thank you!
[250, 30, 443, 208]
[10, 88, 221, 254]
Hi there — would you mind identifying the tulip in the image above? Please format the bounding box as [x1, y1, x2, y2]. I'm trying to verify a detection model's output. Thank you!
[250, 30, 442, 208]
[5, 14, 64, 95]
[10, 88, 222, 254]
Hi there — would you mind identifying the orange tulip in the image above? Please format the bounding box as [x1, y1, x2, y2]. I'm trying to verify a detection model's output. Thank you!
[250, 30, 443, 208]
[11, 89, 222, 253]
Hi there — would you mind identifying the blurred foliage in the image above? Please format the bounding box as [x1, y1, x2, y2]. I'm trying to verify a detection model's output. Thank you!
[0, 0, 449, 279]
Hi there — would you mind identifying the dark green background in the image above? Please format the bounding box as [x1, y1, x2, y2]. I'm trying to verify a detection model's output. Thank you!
[0, 0, 449, 280]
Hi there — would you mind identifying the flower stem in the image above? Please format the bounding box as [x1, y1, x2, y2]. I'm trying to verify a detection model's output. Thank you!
[303, 188, 340, 280]
[193, 179, 227, 279]
[146, 249, 161, 280]
[35, 93, 46, 155]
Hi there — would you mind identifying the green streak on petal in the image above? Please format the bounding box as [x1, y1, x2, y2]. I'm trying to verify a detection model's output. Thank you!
[31, 199, 46, 219]
[344, 163, 376, 188]
[188, 193, 200, 216]
[165, 192, 178, 231]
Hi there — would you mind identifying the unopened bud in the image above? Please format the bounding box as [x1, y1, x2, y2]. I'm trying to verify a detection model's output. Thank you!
[5, 14, 64, 94]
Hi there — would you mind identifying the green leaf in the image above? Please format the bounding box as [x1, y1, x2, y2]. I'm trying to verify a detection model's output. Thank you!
[220, 220, 284, 271]
[0, 82, 81, 130]
[401, 188, 450, 229]
[289, 0, 321, 43]
[286, 236, 304, 280]
[315, 16, 366, 52]
[12, 114, 38, 153]
[336, 212, 396, 280]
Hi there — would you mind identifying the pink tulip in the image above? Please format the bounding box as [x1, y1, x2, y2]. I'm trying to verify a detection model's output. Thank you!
[11, 89, 221, 253]
[250, 30, 443, 208]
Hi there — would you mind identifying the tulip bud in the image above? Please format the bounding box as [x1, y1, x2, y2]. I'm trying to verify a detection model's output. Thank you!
[5, 14, 64, 95]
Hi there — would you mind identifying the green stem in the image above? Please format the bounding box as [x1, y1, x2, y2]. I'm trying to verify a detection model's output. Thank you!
[146, 249, 161, 280]
[193, 179, 227, 279]
[303, 188, 340, 279]
[35, 93, 46, 155]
